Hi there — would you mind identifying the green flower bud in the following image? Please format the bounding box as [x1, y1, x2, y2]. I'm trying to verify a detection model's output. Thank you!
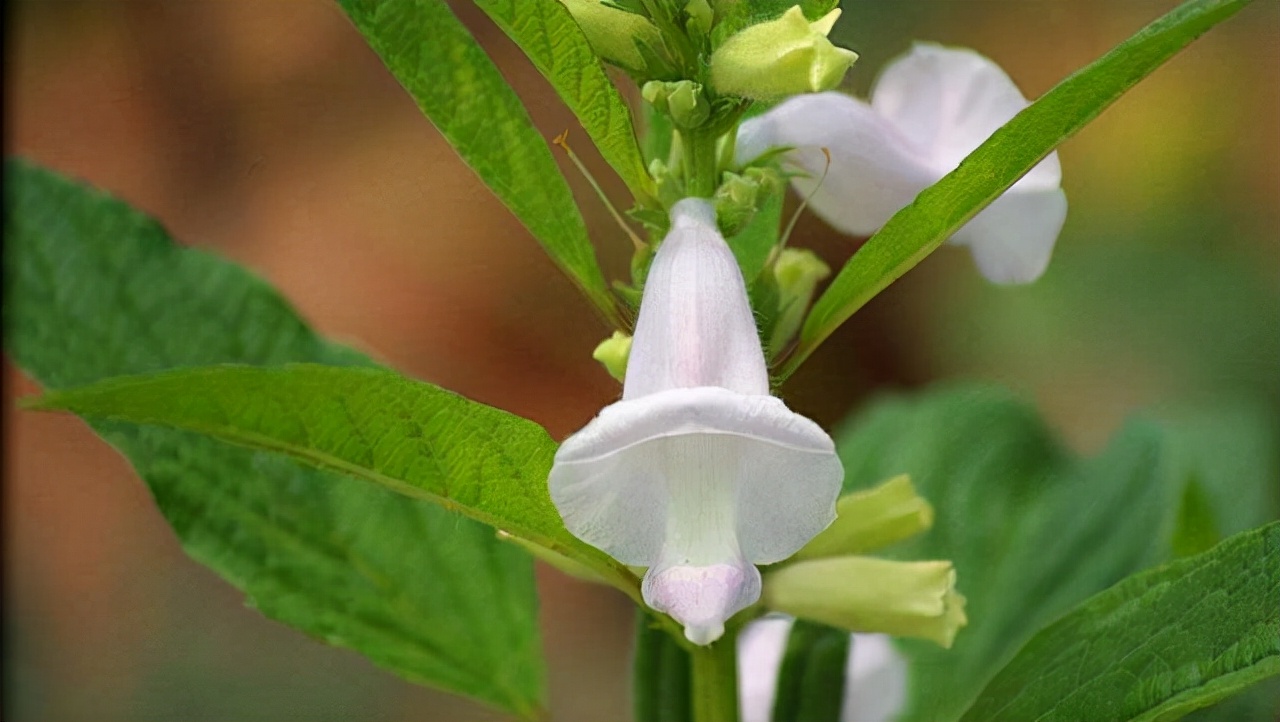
[714, 171, 762, 236]
[768, 247, 830, 353]
[685, 0, 714, 36]
[560, 0, 665, 72]
[795, 475, 934, 559]
[743, 165, 784, 196]
[709, 6, 858, 100]
[648, 158, 684, 207]
[642, 80, 711, 128]
[763, 556, 968, 648]
[592, 331, 633, 382]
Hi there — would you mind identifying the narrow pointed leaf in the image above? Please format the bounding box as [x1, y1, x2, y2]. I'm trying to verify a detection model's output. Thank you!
[961, 522, 1280, 722]
[337, 0, 620, 325]
[25, 363, 633, 589]
[4, 159, 546, 716]
[784, 0, 1254, 378]
[471, 0, 654, 202]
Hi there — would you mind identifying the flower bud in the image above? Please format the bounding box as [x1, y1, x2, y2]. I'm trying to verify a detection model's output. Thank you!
[709, 6, 857, 100]
[743, 166, 784, 197]
[642, 80, 711, 128]
[795, 475, 934, 559]
[684, 0, 713, 36]
[714, 171, 762, 236]
[559, 0, 665, 72]
[768, 248, 830, 353]
[763, 557, 968, 648]
[643, 159, 684, 209]
[592, 331, 633, 382]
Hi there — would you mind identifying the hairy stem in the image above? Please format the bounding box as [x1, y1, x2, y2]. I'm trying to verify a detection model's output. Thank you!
[683, 129, 721, 198]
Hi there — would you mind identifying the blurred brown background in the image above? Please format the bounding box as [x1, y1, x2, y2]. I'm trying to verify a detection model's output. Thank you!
[5, 1, 1278, 720]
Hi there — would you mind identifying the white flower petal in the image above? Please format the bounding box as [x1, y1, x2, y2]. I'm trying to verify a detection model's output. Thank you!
[624, 198, 770, 399]
[739, 44, 1067, 284]
[737, 93, 936, 236]
[550, 387, 841, 566]
[644, 559, 761, 645]
[738, 616, 793, 722]
[548, 198, 844, 643]
[871, 42, 1062, 195]
[953, 187, 1068, 283]
[842, 634, 909, 722]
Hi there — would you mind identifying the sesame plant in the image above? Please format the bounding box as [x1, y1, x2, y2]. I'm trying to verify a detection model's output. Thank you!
[6, 0, 1278, 720]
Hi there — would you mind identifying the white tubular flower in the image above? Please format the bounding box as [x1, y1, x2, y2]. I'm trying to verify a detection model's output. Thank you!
[737, 43, 1068, 284]
[549, 198, 844, 645]
[738, 618, 908, 722]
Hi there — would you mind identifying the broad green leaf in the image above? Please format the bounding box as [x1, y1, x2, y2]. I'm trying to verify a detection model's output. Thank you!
[337, 0, 621, 326]
[25, 363, 635, 591]
[1171, 477, 1222, 558]
[472, 0, 654, 203]
[1160, 402, 1280, 538]
[4, 159, 545, 716]
[829, 385, 1183, 722]
[960, 522, 1280, 722]
[782, 0, 1254, 379]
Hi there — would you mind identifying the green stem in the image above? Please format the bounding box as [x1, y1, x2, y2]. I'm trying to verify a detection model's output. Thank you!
[634, 612, 693, 722]
[683, 129, 720, 198]
[691, 637, 740, 722]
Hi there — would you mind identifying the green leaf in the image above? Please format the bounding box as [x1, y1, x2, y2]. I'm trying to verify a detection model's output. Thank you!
[1171, 477, 1222, 558]
[832, 385, 1183, 722]
[771, 619, 849, 722]
[782, 0, 1254, 379]
[960, 522, 1280, 722]
[4, 159, 546, 716]
[642, 102, 675, 166]
[25, 363, 635, 591]
[1184, 678, 1280, 722]
[729, 188, 784, 285]
[337, 0, 620, 326]
[471, 0, 654, 203]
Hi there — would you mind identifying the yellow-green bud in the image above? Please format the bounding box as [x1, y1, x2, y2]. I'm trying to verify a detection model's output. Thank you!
[648, 159, 683, 206]
[796, 475, 934, 559]
[763, 556, 968, 648]
[685, 0, 713, 35]
[642, 80, 711, 128]
[743, 166, 784, 196]
[592, 331, 632, 382]
[709, 6, 858, 100]
[714, 171, 762, 236]
[559, 0, 665, 72]
[768, 247, 830, 353]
